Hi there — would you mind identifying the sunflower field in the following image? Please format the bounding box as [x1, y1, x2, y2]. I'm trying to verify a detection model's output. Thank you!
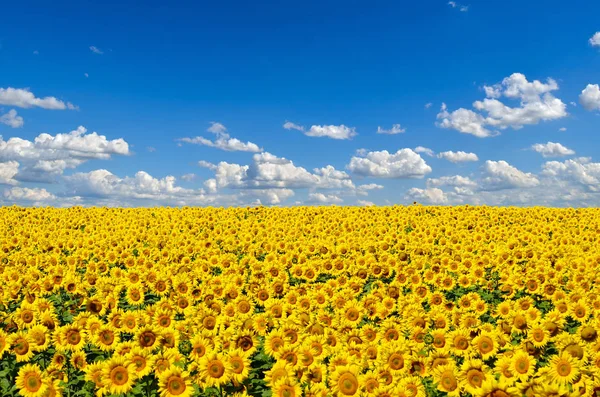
[1, 205, 600, 397]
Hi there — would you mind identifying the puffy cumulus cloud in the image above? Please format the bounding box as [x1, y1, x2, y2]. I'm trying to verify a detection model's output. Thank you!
[198, 160, 217, 171]
[0, 110, 24, 128]
[437, 73, 567, 137]
[0, 87, 77, 110]
[0, 161, 19, 185]
[405, 187, 448, 204]
[437, 150, 479, 163]
[307, 192, 343, 204]
[437, 104, 492, 138]
[179, 122, 262, 153]
[377, 124, 405, 134]
[237, 188, 295, 205]
[579, 84, 600, 111]
[284, 121, 357, 140]
[0, 126, 130, 183]
[590, 32, 600, 47]
[426, 175, 477, 188]
[180, 173, 196, 181]
[541, 158, 600, 190]
[357, 199, 375, 206]
[305, 125, 357, 140]
[283, 121, 304, 132]
[203, 179, 218, 194]
[414, 146, 435, 157]
[64, 169, 219, 206]
[481, 160, 540, 190]
[531, 142, 575, 158]
[214, 152, 354, 191]
[357, 183, 384, 191]
[4, 187, 55, 201]
[347, 148, 432, 178]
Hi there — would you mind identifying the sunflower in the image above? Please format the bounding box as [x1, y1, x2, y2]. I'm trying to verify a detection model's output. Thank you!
[448, 328, 472, 358]
[158, 366, 193, 397]
[70, 351, 88, 371]
[189, 334, 214, 362]
[475, 377, 520, 397]
[264, 361, 294, 388]
[458, 358, 488, 395]
[264, 330, 286, 358]
[127, 346, 156, 378]
[527, 323, 550, 348]
[396, 375, 426, 397]
[270, 376, 302, 397]
[57, 324, 87, 352]
[545, 353, 581, 386]
[13, 302, 38, 330]
[508, 350, 535, 382]
[228, 348, 251, 384]
[102, 355, 137, 395]
[0, 329, 9, 358]
[432, 363, 461, 397]
[8, 331, 35, 362]
[198, 351, 232, 388]
[91, 325, 120, 352]
[472, 331, 499, 360]
[84, 362, 105, 390]
[135, 325, 161, 351]
[329, 364, 361, 396]
[16, 363, 48, 397]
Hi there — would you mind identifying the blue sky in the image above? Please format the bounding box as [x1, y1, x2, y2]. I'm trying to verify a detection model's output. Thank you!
[1, 0, 600, 206]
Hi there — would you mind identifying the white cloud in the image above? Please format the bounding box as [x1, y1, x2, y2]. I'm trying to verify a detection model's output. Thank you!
[357, 200, 375, 206]
[448, 1, 468, 11]
[308, 192, 343, 204]
[89, 46, 103, 54]
[427, 175, 477, 188]
[542, 158, 600, 190]
[531, 142, 575, 158]
[198, 160, 218, 171]
[589, 32, 600, 47]
[0, 126, 130, 182]
[579, 84, 600, 111]
[4, 187, 55, 201]
[181, 173, 196, 181]
[204, 178, 218, 194]
[377, 124, 405, 134]
[0, 110, 24, 128]
[0, 161, 19, 185]
[305, 125, 357, 140]
[481, 160, 540, 190]
[283, 121, 304, 132]
[347, 148, 432, 178]
[213, 152, 354, 192]
[559, 127, 567, 132]
[437, 150, 479, 163]
[0, 87, 77, 110]
[357, 183, 384, 191]
[437, 73, 567, 137]
[414, 146, 435, 157]
[64, 169, 213, 204]
[237, 188, 295, 205]
[207, 122, 227, 134]
[179, 122, 262, 152]
[425, 103, 433, 109]
[405, 187, 448, 204]
[437, 103, 492, 138]
[146, 146, 156, 152]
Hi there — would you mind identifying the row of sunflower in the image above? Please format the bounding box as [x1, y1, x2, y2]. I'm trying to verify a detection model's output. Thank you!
[1, 205, 600, 396]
